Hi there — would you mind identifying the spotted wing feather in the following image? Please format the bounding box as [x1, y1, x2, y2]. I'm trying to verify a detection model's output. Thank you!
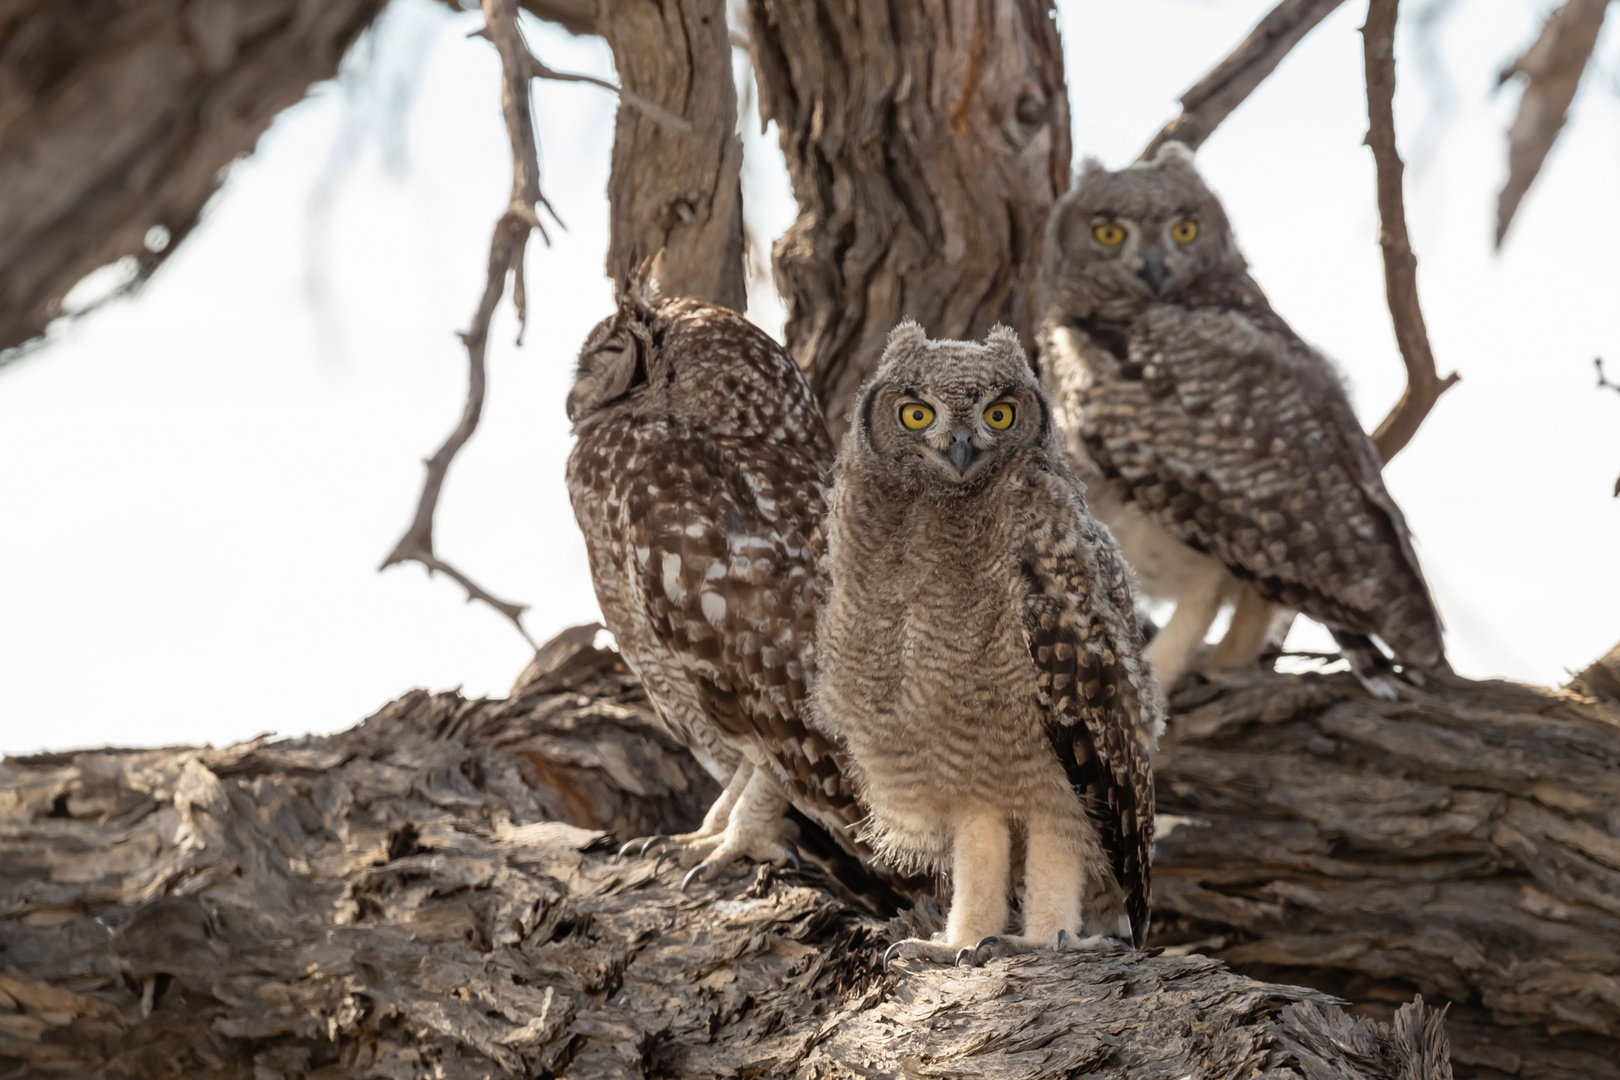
[1020, 470, 1161, 946]
[1074, 293, 1445, 668]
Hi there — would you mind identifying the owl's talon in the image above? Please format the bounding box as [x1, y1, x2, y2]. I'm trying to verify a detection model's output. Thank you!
[882, 941, 906, 969]
[778, 841, 801, 873]
[680, 863, 715, 892]
[1054, 929, 1068, 950]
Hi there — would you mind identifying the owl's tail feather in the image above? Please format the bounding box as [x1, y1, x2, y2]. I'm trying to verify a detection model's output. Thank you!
[1331, 629, 1401, 700]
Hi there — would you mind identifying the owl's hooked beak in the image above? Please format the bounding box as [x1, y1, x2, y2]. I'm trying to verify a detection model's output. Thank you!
[1137, 245, 1169, 293]
[944, 428, 978, 476]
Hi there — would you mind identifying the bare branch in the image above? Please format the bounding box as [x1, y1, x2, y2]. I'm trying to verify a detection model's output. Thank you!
[1496, 0, 1609, 248]
[1140, 0, 1347, 161]
[1600, 358, 1620, 497]
[380, 0, 558, 651]
[515, 0, 596, 36]
[1597, 357, 1620, 395]
[1360, 0, 1459, 464]
[524, 52, 692, 134]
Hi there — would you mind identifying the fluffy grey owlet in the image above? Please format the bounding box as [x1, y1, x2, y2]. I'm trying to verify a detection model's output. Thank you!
[813, 322, 1165, 964]
[565, 271, 867, 886]
[1036, 141, 1447, 695]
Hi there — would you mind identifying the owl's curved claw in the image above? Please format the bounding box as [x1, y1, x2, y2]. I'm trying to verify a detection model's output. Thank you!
[617, 834, 667, 859]
[779, 841, 801, 874]
[955, 936, 1004, 967]
[679, 862, 713, 892]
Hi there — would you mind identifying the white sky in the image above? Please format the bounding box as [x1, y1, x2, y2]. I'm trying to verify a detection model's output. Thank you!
[2, 0, 1617, 755]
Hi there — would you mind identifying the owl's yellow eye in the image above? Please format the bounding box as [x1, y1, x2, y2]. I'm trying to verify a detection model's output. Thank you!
[1171, 218, 1199, 243]
[1092, 222, 1126, 246]
[983, 403, 1014, 430]
[899, 403, 935, 430]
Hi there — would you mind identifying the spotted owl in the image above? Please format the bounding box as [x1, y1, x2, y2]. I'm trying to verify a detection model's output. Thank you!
[1035, 142, 1447, 694]
[813, 321, 1164, 964]
[565, 274, 864, 885]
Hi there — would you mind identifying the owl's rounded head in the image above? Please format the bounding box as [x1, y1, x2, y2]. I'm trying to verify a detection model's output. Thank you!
[1043, 141, 1243, 306]
[849, 321, 1052, 491]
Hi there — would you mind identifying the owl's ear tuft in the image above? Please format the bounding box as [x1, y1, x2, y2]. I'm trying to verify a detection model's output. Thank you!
[1153, 141, 1197, 171]
[985, 324, 1023, 355]
[1078, 155, 1106, 182]
[886, 318, 928, 352]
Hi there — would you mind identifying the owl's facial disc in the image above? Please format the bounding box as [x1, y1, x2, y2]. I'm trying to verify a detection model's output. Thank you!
[878, 388, 1033, 483]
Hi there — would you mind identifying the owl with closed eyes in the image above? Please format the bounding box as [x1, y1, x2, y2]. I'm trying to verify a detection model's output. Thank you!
[565, 270, 867, 886]
[1035, 142, 1447, 694]
[813, 322, 1163, 964]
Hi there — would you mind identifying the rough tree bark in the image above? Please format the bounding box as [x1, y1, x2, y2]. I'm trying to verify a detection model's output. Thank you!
[0, 0, 387, 355]
[1153, 665, 1620, 1080]
[745, 0, 1072, 438]
[0, 630, 1454, 1079]
[598, 0, 746, 309]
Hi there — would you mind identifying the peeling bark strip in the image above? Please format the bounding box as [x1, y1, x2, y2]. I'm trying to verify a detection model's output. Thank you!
[0, 0, 388, 355]
[599, 0, 746, 311]
[0, 632, 1453, 1079]
[1155, 665, 1620, 1078]
[1361, 0, 1458, 464]
[746, 0, 1072, 437]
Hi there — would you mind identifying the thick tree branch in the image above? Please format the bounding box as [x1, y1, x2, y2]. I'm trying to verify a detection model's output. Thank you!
[380, 0, 558, 650]
[0, 630, 1455, 1079]
[1141, 0, 1348, 160]
[1495, 0, 1609, 248]
[598, 0, 746, 310]
[1361, 0, 1459, 464]
[0, 0, 389, 356]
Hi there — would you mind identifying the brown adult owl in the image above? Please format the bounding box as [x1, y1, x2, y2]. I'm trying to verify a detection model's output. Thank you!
[814, 322, 1163, 964]
[1036, 142, 1446, 694]
[565, 274, 861, 885]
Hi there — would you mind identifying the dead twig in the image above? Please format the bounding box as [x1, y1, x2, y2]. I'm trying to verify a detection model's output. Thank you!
[1600, 358, 1620, 497]
[1361, 0, 1459, 464]
[468, 25, 693, 134]
[525, 52, 692, 133]
[1597, 357, 1620, 395]
[1140, 0, 1348, 160]
[1495, 0, 1609, 248]
[380, 0, 560, 651]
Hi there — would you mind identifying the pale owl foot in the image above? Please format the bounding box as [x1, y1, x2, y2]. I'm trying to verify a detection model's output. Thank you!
[678, 832, 800, 891]
[952, 929, 1126, 967]
[882, 935, 963, 968]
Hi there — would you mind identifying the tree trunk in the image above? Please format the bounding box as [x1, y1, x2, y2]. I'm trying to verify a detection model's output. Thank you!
[0, 630, 1453, 1079]
[745, 0, 1071, 438]
[598, 0, 746, 309]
